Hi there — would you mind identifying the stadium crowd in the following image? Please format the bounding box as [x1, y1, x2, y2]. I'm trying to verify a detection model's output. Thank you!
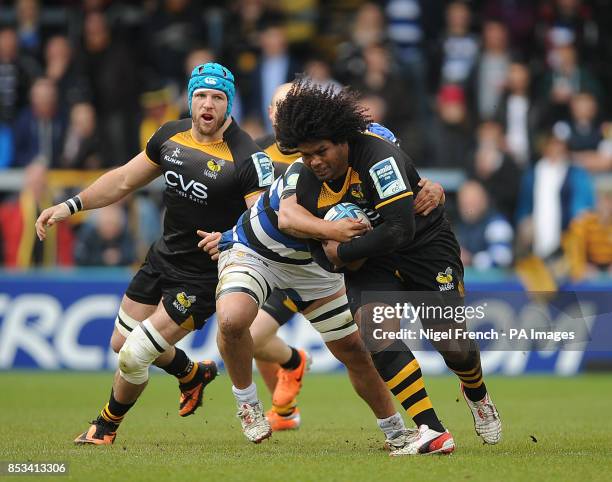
[0, 0, 610, 279]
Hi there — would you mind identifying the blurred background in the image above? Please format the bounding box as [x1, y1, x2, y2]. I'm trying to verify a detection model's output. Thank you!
[0, 0, 610, 375]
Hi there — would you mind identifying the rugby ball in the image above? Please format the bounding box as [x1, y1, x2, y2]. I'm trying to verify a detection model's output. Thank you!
[324, 202, 371, 228]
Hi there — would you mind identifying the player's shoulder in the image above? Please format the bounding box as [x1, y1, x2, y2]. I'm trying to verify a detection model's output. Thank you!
[223, 118, 265, 160]
[350, 132, 406, 168]
[255, 133, 276, 150]
[151, 118, 192, 144]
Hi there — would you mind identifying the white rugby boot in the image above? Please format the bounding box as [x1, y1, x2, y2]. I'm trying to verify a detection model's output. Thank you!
[389, 425, 455, 456]
[237, 401, 272, 443]
[461, 384, 502, 444]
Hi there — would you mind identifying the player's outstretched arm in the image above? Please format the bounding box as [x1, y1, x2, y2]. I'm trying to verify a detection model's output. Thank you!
[278, 194, 367, 241]
[35, 151, 160, 241]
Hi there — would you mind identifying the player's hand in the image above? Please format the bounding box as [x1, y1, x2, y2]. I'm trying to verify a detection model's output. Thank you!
[197, 230, 221, 261]
[414, 178, 445, 216]
[35, 203, 71, 241]
[328, 218, 369, 242]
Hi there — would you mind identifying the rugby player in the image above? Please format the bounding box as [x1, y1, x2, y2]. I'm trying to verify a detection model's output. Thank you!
[200, 127, 450, 453]
[34, 63, 306, 445]
[249, 83, 443, 432]
[274, 80, 502, 455]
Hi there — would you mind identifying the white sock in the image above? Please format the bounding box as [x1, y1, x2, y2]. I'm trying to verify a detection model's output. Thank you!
[232, 382, 258, 405]
[377, 412, 406, 439]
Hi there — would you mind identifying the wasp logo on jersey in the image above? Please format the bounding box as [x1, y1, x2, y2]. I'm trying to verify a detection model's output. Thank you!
[207, 159, 223, 172]
[205, 159, 225, 179]
[350, 183, 364, 200]
[436, 267, 455, 291]
[252, 152, 274, 187]
[369, 157, 407, 199]
[173, 292, 196, 314]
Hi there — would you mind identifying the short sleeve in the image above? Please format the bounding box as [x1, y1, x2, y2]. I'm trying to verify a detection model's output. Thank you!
[280, 160, 304, 199]
[145, 127, 165, 165]
[236, 151, 275, 199]
[144, 119, 191, 165]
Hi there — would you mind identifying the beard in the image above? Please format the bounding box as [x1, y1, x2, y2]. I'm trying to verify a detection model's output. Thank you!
[192, 111, 225, 137]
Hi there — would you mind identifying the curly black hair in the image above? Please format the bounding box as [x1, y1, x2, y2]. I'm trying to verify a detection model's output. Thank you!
[274, 79, 370, 149]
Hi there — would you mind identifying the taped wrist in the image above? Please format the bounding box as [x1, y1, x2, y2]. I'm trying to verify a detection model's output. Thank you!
[64, 195, 83, 214]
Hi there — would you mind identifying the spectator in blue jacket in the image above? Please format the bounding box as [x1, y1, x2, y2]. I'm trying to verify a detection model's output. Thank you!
[456, 180, 514, 270]
[13, 77, 66, 167]
[516, 131, 595, 258]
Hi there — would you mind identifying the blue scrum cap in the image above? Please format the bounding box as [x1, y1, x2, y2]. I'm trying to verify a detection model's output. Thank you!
[187, 62, 235, 119]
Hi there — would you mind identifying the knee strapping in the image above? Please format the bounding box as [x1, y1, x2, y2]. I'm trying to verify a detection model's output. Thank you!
[216, 266, 269, 307]
[305, 295, 357, 342]
[118, 319, 170, 384]
[115, 307, 139, 338]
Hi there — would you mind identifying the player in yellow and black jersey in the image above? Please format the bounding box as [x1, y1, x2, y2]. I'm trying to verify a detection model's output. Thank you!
[275, 79, 502, 455]
[34, 64, 305, 445]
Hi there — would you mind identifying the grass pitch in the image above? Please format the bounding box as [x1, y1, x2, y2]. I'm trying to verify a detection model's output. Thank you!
[0, 372, 611, 482]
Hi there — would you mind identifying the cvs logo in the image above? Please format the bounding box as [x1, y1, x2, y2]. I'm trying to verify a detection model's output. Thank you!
[165, 171, 208, 199]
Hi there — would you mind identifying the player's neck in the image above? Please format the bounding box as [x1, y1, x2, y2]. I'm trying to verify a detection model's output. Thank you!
[191, 117, 232, 143]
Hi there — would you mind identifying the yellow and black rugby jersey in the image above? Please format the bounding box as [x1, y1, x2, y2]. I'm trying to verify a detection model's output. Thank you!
[145, 118, 274, 274]
[256, 133, 301, 176]
[296, 132, 446, 258]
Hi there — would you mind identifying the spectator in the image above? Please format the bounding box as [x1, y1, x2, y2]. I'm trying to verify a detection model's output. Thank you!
[468, 20, 512, 121]
[74, 204, 135, 267]
[456, 180, 514, 270]
[431, 1, 479, 91]
[469, 121, 522, 222]
[555, 92, 612, 172]
[142, 0, 205, 89]
[495, 62, 542, 167]
[13, 77, 66, 167]
[0, 27, 38, 168]
[426, 84, 474, 168]
[334, 2, 386, 84]
[351, 44, 417, 146]
[516, 131, 595, 259]
[537, 44, 604, 126]
[44, 35, 89, 109]
[77, 12, 139, 165]
[139, 87, 179, 151]
[383, 0, 442, 76]
[60, 102, 103, 170]
[243, 21, 301, 129]
[222, 0, 282, 72]
[359, 93, 387, 124]
[15, 0, 44, 61]
[304, 57, 342, 92]
[482, 0, 537, 59]
[0, 28, 38, 125]
[537, 0, 600, 65]
[0, 162, 73, 268]
[563, 185, 612, 280]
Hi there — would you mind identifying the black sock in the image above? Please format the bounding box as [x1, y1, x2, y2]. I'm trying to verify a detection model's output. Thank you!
[372, 342, 445, 433]
[160, 348, 193, 379]
[445, 353, 488, 402]
[99, 390, 135, 427]
[280, 347, 301, 370]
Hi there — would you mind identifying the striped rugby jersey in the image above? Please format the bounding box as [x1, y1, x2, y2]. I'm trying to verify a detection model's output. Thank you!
[219, 160, 312, 264]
